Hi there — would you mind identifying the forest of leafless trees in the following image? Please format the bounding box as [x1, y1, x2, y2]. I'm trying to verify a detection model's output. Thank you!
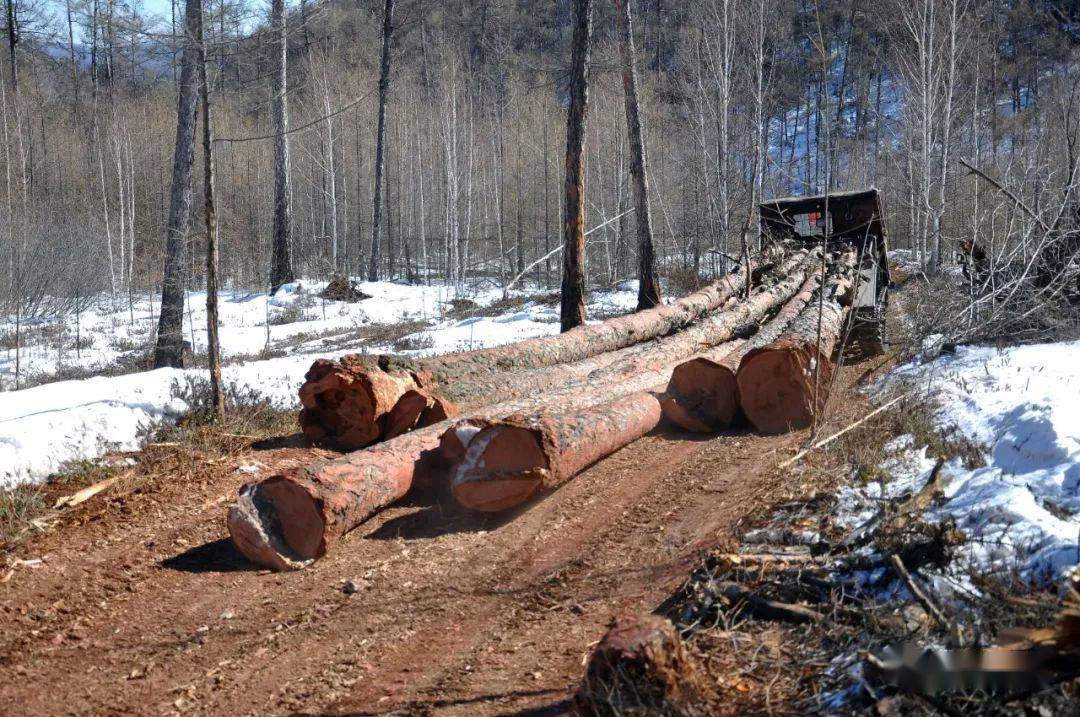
[1, 0, 1078, 339]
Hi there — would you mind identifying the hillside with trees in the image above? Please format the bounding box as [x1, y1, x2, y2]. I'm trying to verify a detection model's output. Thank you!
[2, 1, 1077, 319]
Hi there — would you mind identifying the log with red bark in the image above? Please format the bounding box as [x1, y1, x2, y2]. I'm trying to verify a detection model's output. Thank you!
[297, 249, 785, 450]
[228, 251, 818, 570]
[574, 614, 710, 715]
[661, 250, 856, 432]
[450, 390, 664, 512]
[445, 255, 827, 512]
[736, 252, 857, 434]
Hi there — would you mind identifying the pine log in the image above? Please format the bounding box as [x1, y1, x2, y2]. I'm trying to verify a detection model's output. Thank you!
[446, 256, 828, 512]
[451, 390, 664, 512]
[297, 356, 421, 450]
[422, 248, 810, 420]
[574, 614, 710, 715]
[661, 252, 854, 432]
[736, 252, 857, 434]
[228, 251, 817, 569]
[297, 248, 786, 450]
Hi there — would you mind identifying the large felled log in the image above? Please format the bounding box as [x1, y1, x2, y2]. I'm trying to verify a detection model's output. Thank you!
[451, 390, 664, 512]
[736, 252, 856, 434]
[662, 252, 855, 432]
[228, 427, 443, 570]
[297, 249, 785, 450]
[228, 251, 817, 570]
[297, 356, 421, 450]
[573, 614, 710, 716]
[445, 253, 828, 511]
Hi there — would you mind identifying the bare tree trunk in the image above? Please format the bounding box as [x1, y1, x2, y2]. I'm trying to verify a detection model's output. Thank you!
[199, 0, 223, 416]
[560, 0, 592, 332]
[615, 0, 661, 310]
[323, 89, 338, 271]
[367, 0, 395, 281]
[269, 0, 294, 293]
[153, 0, 201, 368]
[66, 0, 78, 115]
[4, 0, 16, 93]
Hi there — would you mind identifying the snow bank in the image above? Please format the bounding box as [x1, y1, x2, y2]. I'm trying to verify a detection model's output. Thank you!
[840, 339, 1080, 584]
[0, 279, 638, 488]
[0, 355, 313, 489]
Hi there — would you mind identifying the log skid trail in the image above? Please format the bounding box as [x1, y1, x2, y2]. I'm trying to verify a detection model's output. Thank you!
[0, 365, 874, 716]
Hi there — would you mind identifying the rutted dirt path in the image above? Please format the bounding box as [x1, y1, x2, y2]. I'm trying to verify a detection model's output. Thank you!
[0, 365, 873, 715]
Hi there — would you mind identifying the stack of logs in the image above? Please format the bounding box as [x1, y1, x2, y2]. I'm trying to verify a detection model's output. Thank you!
[228, 244, 859, 571]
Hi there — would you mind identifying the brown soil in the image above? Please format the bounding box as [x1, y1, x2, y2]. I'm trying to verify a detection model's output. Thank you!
[0, 364, 876, 716]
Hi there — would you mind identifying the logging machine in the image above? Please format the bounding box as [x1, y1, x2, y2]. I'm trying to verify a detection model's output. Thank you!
[758, 188, 890, 355]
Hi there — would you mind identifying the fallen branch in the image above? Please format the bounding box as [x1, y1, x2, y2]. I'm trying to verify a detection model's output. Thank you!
[717, 581, 825, 624]
[53, 473, 125, 509]
[889, 554, 962, 645]
[777, 393, 907, 468]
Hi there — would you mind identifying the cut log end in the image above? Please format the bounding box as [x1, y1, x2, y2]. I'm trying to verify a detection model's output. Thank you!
[417, 393, 458, 428]
[451, 424, 550, 512]
[383, 390, 431, 440]
[663, 357, 738, 432]
[227, 477, 327, 571]
[297, 356, 420, 451]
[737, 342, 833, 434]
[574, 614, 709, 715]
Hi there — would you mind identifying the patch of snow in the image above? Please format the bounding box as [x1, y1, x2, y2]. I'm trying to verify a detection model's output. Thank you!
[0, 279, 639, 488]
[842, 339, 1080, 585]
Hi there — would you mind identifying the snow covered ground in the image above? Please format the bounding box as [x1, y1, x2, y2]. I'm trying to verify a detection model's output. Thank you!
[0, 278, 638, 488]
[1, 279, 635, 383]
[838, 339, 1080, 586]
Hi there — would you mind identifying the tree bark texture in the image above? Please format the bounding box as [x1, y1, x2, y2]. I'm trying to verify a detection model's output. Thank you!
[451, 390, 664, 512]
[615, 0, 661, 311]
[560, 0, 592, 331]
[269, 0, 295, 294]
[367, 0, 395, 281]
[153, 0, 200, 369]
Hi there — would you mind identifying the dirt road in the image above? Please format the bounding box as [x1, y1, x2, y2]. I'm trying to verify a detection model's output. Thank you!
[0, 366, 873, 715]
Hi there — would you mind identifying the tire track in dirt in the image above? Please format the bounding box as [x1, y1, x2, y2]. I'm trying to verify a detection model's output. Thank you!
[0, 367, 870, 715]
